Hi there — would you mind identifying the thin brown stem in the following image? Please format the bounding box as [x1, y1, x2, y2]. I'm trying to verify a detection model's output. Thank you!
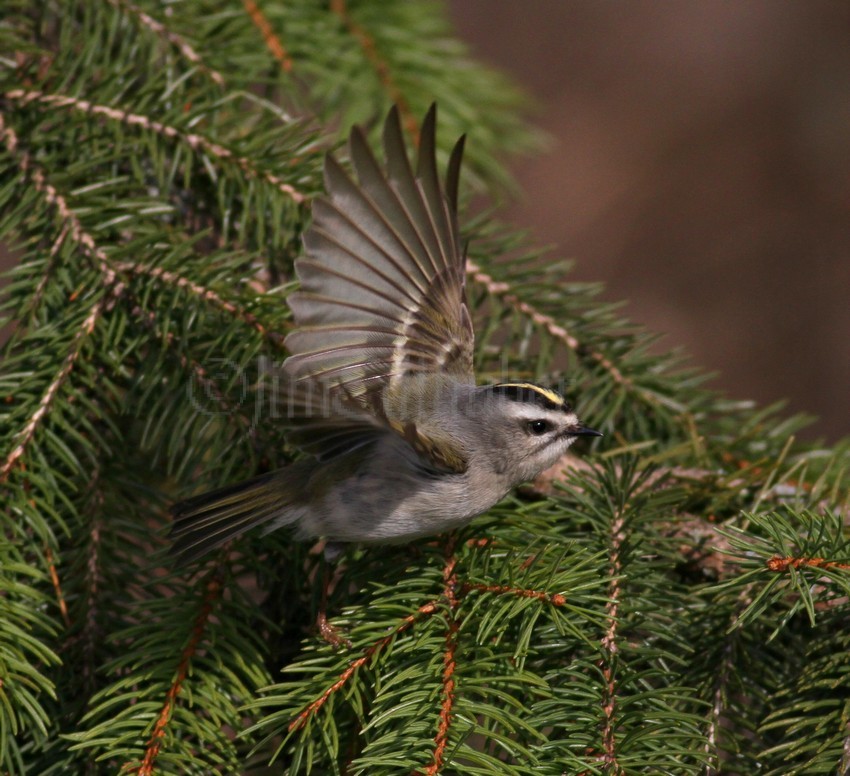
[767, 555, 850, 573]
[329, 0, 418, 143]
[4, 89, 305, 204]
[133, 572, 224, 775]
[242, 0, 293, 71]
[1, 296, 107, 482]
[44, 547, 70, 628]
[598, 506, 625, 774]
[106, 0, 226, 85]
[422, 536, 459, 775]
[288, 600, 439, 732]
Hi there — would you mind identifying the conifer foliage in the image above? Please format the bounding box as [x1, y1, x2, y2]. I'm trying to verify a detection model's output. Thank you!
[1, 2, 849, 773]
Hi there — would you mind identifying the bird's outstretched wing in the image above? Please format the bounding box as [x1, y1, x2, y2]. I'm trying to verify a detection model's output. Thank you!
[278, 105, 472, 471]
[284, 104, 472, 394]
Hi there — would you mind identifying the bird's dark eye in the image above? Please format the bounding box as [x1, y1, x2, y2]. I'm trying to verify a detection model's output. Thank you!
[527, 419, 551, 435]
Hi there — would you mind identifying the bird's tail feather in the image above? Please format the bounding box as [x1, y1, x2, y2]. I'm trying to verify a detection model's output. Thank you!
[169, 470, 303, 564]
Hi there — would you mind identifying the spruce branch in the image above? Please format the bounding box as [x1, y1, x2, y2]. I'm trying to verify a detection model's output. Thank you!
[134, 570, 224, 776]
[1, 294, 106, 481]
[4, 89, 307, 205]
[0, 112, 118, 283]
[424, 536, 460, 776]
[598, 495, 626, 775]
[23, 222, 70, 323]
[241, 0, 294, 73]
[286, 600, 440, 735]
[703, 623, 737, 774]
[112, 258, 287, 347]
[466, 257, 629, 388]
[125, 297, 252, 419]
[75, 470, 105, 700]
[253, 534, 596, 771]
[328, 0, 419, 142]
[105, 0, 226, 86]
[0, 545, 62, 770]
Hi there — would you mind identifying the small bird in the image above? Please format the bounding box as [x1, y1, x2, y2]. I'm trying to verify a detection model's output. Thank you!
[170, 105, 600, 564]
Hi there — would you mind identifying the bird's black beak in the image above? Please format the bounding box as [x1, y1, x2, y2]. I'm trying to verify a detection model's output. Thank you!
[569, 424, 603, 437]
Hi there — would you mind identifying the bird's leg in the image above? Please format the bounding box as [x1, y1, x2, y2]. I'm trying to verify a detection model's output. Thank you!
[315, 541, 350, 648]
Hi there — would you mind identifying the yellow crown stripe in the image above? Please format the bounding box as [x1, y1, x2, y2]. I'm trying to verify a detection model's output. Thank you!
[495, 383, 564, 407]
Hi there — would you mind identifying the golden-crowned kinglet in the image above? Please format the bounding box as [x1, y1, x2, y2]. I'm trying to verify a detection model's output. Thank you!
[170, 105, 600, 563]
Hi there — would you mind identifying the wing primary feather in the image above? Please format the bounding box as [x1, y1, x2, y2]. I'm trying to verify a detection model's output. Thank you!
[288, 292, 410, 326]
[290, 359, 429, 384]
[289, 331, 452, 358]
[445, 134, 466, 227]
[308, 199, 430, 297]
[287, 323, 412, 338]
[379, 106, 446, 278]
[286, 342, 440, 366]
[416, 104, 438, 181]
[349, 126, 440, 275]
[306, 227, 424, 306]
[297, 258, 420, 314]
[382, 105, 416, 189]
[323, 152, 436, 287]
[414, 104, 454, 271]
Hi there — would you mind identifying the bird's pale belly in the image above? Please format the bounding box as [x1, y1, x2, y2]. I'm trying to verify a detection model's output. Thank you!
[303, 467, 508, 544]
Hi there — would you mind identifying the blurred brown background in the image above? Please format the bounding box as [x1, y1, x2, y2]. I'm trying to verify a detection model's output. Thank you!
[450, 0, 849, 443]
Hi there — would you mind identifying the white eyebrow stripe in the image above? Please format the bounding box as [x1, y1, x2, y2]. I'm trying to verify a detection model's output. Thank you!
[504, 404, 578, 422]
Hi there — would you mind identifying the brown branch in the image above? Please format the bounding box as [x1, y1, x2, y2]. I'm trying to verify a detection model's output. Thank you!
[422, 536, 460, 776]
[242, 0, 293, 71]
[704, 637, 732, 775]
[767, 555, 850, 573]
[126, 298, 257, 427]
[291, 534, 573, 751]
[134, 572, 223, 776]
[0, 106, 288, 478]
[1, 296, 106, 482]
[5, 101, 285, 343]
[5, 91, 292, 346]
[427, 616, 458, 776]
[0, 111, 117, 284]
[4, 89, 305, 204]
[598, 506, 625, 775]
[703, 575, 762, 775]
[0, 115, 120, 480]
[288, 600, 439, 732]
[460, 582, 567, 607]
[107, 0, 226, 86]
[703, 588, 755, 776]
[466, 258, 627, 385]
[83, 513, 103, 694]
[23, 223, 70, 321]
[113, 259, 286, 347]
[44, 547, 71, 628]
[329, 0, 418, 143]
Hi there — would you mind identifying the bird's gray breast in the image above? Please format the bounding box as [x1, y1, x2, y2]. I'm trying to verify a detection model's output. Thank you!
[312, 435, 501, 543]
